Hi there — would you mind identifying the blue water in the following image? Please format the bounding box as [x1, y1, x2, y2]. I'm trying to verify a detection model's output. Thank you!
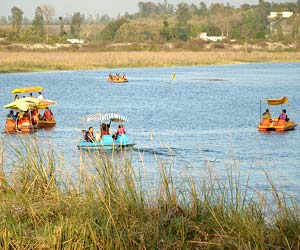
[1, 62, 300, 196]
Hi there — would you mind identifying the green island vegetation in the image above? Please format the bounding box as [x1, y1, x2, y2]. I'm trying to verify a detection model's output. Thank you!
[0, 139, 299, 249]
[1, 1, 300, 72]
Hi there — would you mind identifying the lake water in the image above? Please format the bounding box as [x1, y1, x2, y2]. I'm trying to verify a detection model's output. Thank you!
[1, 62, 300, 197]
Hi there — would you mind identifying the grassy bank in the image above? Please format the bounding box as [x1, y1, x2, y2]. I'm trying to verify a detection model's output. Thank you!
[1, 51, 300, 73]
[0, 140, 299, 249]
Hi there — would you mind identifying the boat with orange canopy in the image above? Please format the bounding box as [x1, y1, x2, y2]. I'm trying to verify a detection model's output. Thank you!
[258, 96, 297, 131]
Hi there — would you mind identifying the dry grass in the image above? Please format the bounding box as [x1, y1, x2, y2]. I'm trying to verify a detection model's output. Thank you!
[1, 51, 300, 73]
[0, 139, 300, 249]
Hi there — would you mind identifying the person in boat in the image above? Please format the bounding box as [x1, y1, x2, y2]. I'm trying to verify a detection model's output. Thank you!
[113, 124, 126, 140]
[29, 93, 34, 98]
[7, 110, 14, 119]
[262, 108, 272, 122]
[31, 109, 39, 125]
[13, 112, 19, 121]
[278, 109, 289, 121]
[37, 92, 43, 99]
[43, 107, 54, 121]
[100, 123, 110, 138]
[122, 74, 127, 80]
[85, 127, 96, 142]
[14, 95, 19, 101]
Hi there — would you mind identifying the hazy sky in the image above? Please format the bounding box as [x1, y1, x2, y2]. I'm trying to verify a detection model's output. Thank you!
[0, 0, 294, 18]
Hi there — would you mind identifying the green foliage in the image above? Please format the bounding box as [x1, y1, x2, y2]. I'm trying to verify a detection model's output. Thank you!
[114, 23, 139, 42]
[174, 3, 192, 41]
[10, 6, 23, 36]
[201, 23, 222, 36]
[32, 6, 44, 39]
[97, 18, 129, 41]
[160, 19, 172, 41]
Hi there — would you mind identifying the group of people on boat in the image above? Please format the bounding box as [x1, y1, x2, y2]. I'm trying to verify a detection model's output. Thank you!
[262, 108, 290, 123]
[7, 107, 54, 129]
[14, 92, 43, 101]
[84, 124, 126, 143]
[108, 73, 127, 82]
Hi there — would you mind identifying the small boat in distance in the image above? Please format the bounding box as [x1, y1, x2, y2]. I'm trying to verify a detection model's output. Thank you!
[258, 96, 297, 131]
[107, 73, 128, 83]
[78, 112, 135, 151]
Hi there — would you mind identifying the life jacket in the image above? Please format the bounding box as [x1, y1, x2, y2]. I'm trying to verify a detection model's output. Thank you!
[118, 127, 126, 135]
[44, 109, 53, 120]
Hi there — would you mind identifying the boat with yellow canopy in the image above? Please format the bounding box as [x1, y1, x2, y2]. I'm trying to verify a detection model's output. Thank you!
[258, 96, 297, 131]
[4, 86, 57, 132]
[11, 86, 43, 94]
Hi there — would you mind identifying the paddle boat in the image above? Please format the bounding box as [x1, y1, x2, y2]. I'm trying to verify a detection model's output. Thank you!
[78, 112, 135, 151]
[4, 86, 57, 133]
[258, 96, 297, 131]
[107, 74, 128, 83]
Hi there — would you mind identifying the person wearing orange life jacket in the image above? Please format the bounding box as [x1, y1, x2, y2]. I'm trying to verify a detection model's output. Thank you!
[43, 107, 54, 120]
[31, 109, 39, 125]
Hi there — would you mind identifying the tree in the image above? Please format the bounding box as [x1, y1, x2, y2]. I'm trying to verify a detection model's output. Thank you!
[174, 3, 192, 41]
[138, 2, 160, 17]
[71, 12, 83, 37]
[32, 6, 44, 39]
[199, 2, 208, 16]
[160, 19, 171, 41]
[97, 18, 129, 41]
[41, 4, 55, 42]
[11, 6, 23, 36]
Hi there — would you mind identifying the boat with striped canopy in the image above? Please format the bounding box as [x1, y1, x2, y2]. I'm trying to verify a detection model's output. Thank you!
[78, 112, 134, 151]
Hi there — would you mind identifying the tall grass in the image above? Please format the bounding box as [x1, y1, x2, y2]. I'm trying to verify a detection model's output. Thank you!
[0, 139, 299, 249]
[1, 51, 300, 73]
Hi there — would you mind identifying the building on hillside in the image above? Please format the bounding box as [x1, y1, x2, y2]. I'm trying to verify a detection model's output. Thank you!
[199, 32, 225, 42]
[268, 11, 293, 19]
[66, 39, 85, 44]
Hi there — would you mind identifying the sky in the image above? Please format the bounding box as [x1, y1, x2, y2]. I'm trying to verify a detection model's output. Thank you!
[0, 0, 294, 18]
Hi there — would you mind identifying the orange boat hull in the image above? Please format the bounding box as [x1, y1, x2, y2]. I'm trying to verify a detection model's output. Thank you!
[258, 119, 297, 131]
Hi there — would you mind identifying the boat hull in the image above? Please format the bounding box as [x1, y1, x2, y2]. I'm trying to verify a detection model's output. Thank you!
[38, 119, 56, 128]
[77, 134, 134, 151]
[258, 119, 297, 131]
[107, 77, 128, 83]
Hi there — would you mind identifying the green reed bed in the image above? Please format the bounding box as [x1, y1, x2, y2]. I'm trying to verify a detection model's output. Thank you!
[0, 140, 299, 249]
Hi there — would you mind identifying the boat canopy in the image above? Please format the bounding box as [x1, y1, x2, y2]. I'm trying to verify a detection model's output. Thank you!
[4, 98, 57, 111]
[83, 113, 128, 123]
[11, 86, 43, 94]
[266, 96, 289, 105]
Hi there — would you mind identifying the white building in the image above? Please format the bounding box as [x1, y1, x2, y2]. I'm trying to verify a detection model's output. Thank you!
[268, 11, 293, 19]
[66, 38, 85, 44]
[199, 32, 225, 42]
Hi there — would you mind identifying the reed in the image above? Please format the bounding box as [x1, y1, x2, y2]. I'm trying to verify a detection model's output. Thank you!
[1, 51, 300, 73]
[0, 139, 299, 249]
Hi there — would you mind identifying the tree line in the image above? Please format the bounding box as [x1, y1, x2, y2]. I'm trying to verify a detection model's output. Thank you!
[1, 0, 300, 43]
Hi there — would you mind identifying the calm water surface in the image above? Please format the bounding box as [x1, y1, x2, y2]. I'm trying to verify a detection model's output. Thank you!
[1, 63, 300, 196]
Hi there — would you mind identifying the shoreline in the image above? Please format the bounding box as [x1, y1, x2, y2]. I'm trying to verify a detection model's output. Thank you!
[1, 51, 300, 73]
